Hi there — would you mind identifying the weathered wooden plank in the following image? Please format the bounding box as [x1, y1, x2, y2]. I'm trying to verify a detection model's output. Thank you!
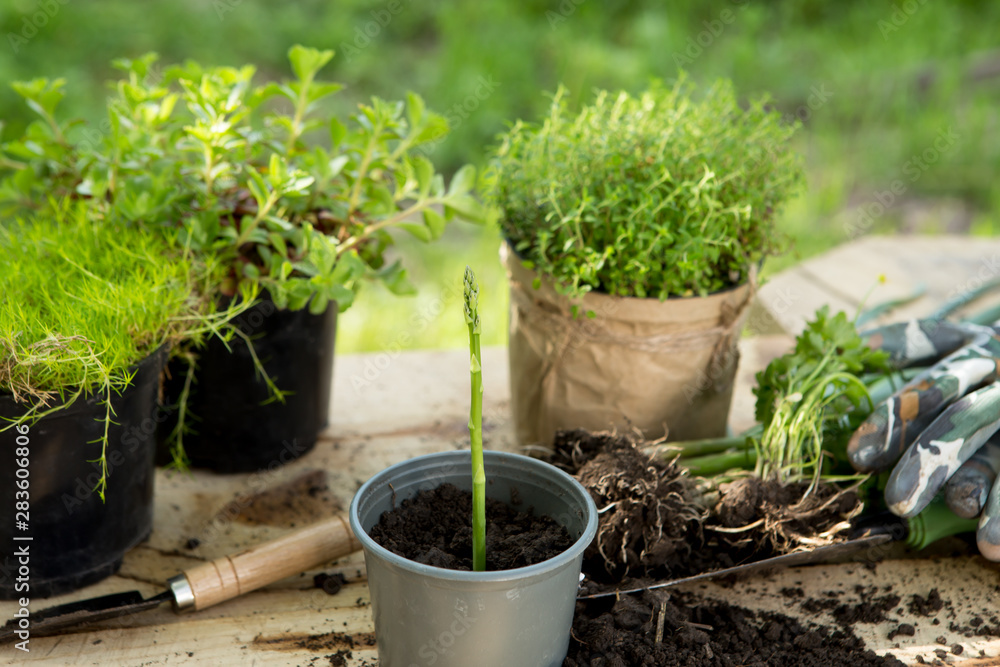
[757, 235, 1000, 334]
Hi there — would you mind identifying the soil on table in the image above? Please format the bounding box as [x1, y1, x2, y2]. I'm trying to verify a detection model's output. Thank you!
[563, 590, 906, 667]
[368, 483, 574, 571]
[552, 429, 899, 666]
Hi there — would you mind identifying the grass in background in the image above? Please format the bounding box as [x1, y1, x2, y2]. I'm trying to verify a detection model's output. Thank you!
[3, 1, 998, 352]
[335, 225, 508, 353]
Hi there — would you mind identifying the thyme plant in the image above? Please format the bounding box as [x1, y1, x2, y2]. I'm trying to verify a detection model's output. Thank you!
[464, 266, 486, 571]
[488, 75, 804, 300]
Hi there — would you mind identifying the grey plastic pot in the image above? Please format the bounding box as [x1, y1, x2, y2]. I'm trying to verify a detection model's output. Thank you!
[350, 449, 598, 667]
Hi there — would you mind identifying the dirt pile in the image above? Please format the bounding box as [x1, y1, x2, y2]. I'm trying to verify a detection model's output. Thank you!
[554, 428, 903, 667]
[564, 590, 906, 667]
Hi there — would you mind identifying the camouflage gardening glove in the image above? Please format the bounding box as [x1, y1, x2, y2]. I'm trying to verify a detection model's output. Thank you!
[847, 319, 1000, 560]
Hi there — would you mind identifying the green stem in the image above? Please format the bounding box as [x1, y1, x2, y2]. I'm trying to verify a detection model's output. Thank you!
[683, 448, 758, 477]
[235, 191, 279, 248]
[335, 197, 442, 257]
[285, 72, 315, 154]
[671, 434, 755, 457]
[346, 123, 381, 215]
[167, 349, 198, 470]
[465, 267, 486, 572]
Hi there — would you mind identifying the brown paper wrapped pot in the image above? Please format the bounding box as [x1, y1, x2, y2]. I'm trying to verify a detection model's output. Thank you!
[505, 245, 753, 449]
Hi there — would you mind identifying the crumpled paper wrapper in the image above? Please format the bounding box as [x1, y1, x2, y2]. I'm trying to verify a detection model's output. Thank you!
[505, 246, 753, 448]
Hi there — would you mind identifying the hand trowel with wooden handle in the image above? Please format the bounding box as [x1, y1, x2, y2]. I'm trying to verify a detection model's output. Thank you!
[0, 513, 361, 642]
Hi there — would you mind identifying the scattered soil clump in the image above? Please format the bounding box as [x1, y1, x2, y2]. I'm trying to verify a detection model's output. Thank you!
[832, 590, 901, 626]
[948, 615, 1000, 638]
[908, 589, 944, 616]
[369, 483, 573, 571]
[564, 590, 906, 666]
[888, 623, 915, 640]
[314, 572, 347, 596]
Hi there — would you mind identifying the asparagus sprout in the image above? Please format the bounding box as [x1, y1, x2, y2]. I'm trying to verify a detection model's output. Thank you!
[464, 266, 486, 572]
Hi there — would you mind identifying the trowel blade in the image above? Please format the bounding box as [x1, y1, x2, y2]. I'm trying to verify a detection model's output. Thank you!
[577, 534, 893, 600]
[0, 589, 172, 643]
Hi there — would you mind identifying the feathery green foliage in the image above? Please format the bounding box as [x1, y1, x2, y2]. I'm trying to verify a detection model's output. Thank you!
[489, 75, 804, 300]
[464, 266, 486, 572]
[0, 202, 251, 498]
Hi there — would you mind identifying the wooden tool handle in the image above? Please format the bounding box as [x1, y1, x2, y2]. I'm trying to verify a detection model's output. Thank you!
[169, 513, 361, 612]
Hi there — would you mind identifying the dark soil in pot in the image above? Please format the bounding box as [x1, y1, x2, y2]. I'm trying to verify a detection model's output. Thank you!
[157, 292, 336, 473]
[368, 483, 574, 570]
[0, 345, 167, 599]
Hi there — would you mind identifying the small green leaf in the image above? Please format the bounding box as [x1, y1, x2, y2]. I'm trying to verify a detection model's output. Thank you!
[307, 82, 344, 104]
[397, 222, 432, 242]
[406, 92, 426, 128]
[309, 294, 330, 315]
[376, 259, 418, 296]
[443, 194, 488, 224]
[423, 208, 446, 240]
[288, 45, 334, 82]
[447, 164, 477, 196]
[328, 155, 349, 178]
[412, 155, 434, 198]
[329, 118, 347, 148]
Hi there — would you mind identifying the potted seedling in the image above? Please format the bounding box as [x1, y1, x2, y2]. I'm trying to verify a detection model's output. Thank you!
[349, 268, 598, 667]
[486, 75, 804, 448]
[0, 46, 490, 473]
[0, 204, 249, 598]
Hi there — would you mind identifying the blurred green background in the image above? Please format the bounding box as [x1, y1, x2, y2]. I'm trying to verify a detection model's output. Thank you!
[2, 0, 998, 353]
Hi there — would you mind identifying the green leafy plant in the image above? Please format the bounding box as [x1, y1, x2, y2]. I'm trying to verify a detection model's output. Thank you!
[670, 306, 897, 485]
[751, 306, 893, 485]
[487, 75, 804, 300]
[0, 202, 254, 498]
[1, 46, 492, 466]
[464, 266, 486, 572]
[0, 45, 491, 315]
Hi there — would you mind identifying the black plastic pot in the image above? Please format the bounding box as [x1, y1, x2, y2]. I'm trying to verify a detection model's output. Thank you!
[0, 345, 167, 600]
[158, 293, 337, 473]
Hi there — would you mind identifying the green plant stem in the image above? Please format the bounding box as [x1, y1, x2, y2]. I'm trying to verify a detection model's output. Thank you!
[285, 73, 315, 153]
[235, 190, 279, 247]
[668, 425, 763, 457]
[470, 331, 485, 571]
[335, 198, 443, 257]
[167, 349, 198, 469]
[465, 267, 486, 572]
[0, 157, 27, 170]
[346, 122, 381, 214]
[683, 449, 758, 476]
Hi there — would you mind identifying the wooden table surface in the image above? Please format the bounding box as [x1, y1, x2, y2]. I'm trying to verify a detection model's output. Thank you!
[4, 235, 1000, 666]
